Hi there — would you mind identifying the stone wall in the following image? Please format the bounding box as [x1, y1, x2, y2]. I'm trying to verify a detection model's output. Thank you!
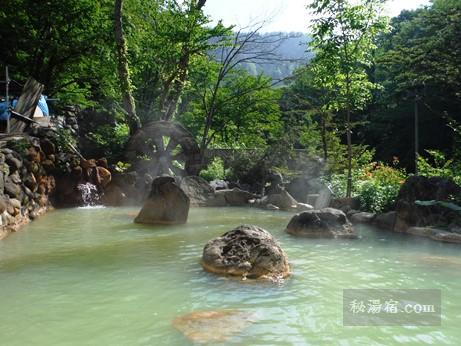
[0, 134, 57, 240]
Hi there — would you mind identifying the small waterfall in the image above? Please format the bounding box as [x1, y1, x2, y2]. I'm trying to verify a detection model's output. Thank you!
[77, 182, 101, 207]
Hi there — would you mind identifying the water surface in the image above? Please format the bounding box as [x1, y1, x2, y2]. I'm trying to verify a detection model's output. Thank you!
[0, 207, 460, 345]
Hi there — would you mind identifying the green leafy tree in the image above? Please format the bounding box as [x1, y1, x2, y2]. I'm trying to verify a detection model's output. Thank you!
[179, 26, 290, 159]
[281, 66, 338, 160]
[125, 0, 229, 123]
[114, 0, 141, 135]
[309, 0, 389, 197]
[363, 0, 461, 169]
[180, 67, 283, 149]
[0, 0, 115, 104]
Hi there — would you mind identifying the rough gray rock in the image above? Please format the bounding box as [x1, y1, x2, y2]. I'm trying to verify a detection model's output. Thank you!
[0, 196, 7, 214]
[179, 176, 215, 207]
[407, 227, 461, 244]
[40, 138, 56, 155]
[297, 202, 314, 211]
[350, 212, 376, 224]
[330, 197, 361, 213]
[265, 189, 298, 210]
[373, 211, 396, 230]
[286, 177, 310, 203]
[285, 208, 357, 239]
[135, 176, 190, 224]
[215, 188, 259, 206]
[4, 176, 21, 199]
[5, 155, 22, 172]
[210, 179, 228, 190]
[202, 225, 290, 280]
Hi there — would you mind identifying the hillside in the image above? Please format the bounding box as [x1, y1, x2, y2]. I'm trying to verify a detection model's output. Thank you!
[239, 32, 312, 80]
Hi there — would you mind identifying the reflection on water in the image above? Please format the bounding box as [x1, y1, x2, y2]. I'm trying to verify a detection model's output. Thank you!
[0, 207, 460, 345]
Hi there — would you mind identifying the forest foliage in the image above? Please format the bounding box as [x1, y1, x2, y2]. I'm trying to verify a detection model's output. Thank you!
[0, 0, 460, 210]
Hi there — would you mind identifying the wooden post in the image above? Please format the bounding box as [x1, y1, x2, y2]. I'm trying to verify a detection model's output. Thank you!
[9, 77, 44, 133]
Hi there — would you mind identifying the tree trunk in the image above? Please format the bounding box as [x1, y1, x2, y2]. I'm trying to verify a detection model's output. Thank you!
[159, 0, 207, 121]
[321, 115, 328, 161]
[346, 108, 353, 198]
[114, 0, 141, 135]
[161, 53, 190, 121]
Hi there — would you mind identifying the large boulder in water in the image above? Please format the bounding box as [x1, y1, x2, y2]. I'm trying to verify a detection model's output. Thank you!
[264, 188, 298, 210]
[286, 177, 310, 203]
[214, 188, 259, 206]
[285, 208, 357, 239]
[202, 225, 290, 280]
[178, 175, 228, 207]
[394, 176, 461, 232]
[134, 176, 190, 224]
[179, 176, 215, 207]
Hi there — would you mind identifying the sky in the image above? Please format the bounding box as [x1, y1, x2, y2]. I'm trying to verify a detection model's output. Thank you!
[204, 0, 432, 33]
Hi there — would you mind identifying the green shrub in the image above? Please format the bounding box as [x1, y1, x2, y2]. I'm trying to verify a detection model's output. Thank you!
[326, 157, 406, 213]
[199, 157, 228, 182]
[55, 127, 77, 152]
[358, 180, 402, 213]
[8, 138, 30, 155]
[417, 149, 461, 185]
[87, 123, 130, 162]
[225, 149, 266, 184]
[357, 162, 406, 213]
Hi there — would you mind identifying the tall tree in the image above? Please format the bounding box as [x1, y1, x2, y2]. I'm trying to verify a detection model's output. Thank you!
[309, 0, 388, 197]
[114, 0, 141, 135]
[0, 0, 115, 103]
[363, 0, 461, 170]
[158, 0, 208, 121]
[180, 65, 283, 150]
[186, 25, 292, 159]
[125, 0, 228, 123]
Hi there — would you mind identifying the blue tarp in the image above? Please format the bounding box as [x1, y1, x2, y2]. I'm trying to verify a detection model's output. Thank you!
[37, 95, 49, 116]
[0, 95, 49, 120]
[0, 99, 17, 121]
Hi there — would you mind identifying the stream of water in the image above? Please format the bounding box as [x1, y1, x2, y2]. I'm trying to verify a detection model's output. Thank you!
[0, 207, 460, 345]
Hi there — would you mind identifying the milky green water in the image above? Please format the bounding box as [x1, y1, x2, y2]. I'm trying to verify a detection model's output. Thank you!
[0, 207, 460, 345]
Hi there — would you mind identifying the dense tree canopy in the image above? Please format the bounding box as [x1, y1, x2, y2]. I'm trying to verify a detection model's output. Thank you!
[0, 0, 460, 198]
[363, 0, 461, 169]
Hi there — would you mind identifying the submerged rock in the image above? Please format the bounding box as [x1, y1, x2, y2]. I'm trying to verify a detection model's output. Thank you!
[407, 227, 461, 244]
[135, 176, 190, 224]
[285, 208, 357, 239]
[172, 310, 256, 344]
[202, 225, 290, 280]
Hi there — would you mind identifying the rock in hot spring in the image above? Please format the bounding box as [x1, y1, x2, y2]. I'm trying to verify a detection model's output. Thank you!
[285, 208, 357, 239]
[135, 176, 190, 224]
[172, 310, 256, 344]
[201, 225, 290, 280]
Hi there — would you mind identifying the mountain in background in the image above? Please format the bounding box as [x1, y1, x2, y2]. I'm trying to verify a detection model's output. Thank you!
[239, 32, 312, 80]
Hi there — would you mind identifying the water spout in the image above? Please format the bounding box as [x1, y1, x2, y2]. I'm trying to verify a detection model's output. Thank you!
[77, 182, 100, 207]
